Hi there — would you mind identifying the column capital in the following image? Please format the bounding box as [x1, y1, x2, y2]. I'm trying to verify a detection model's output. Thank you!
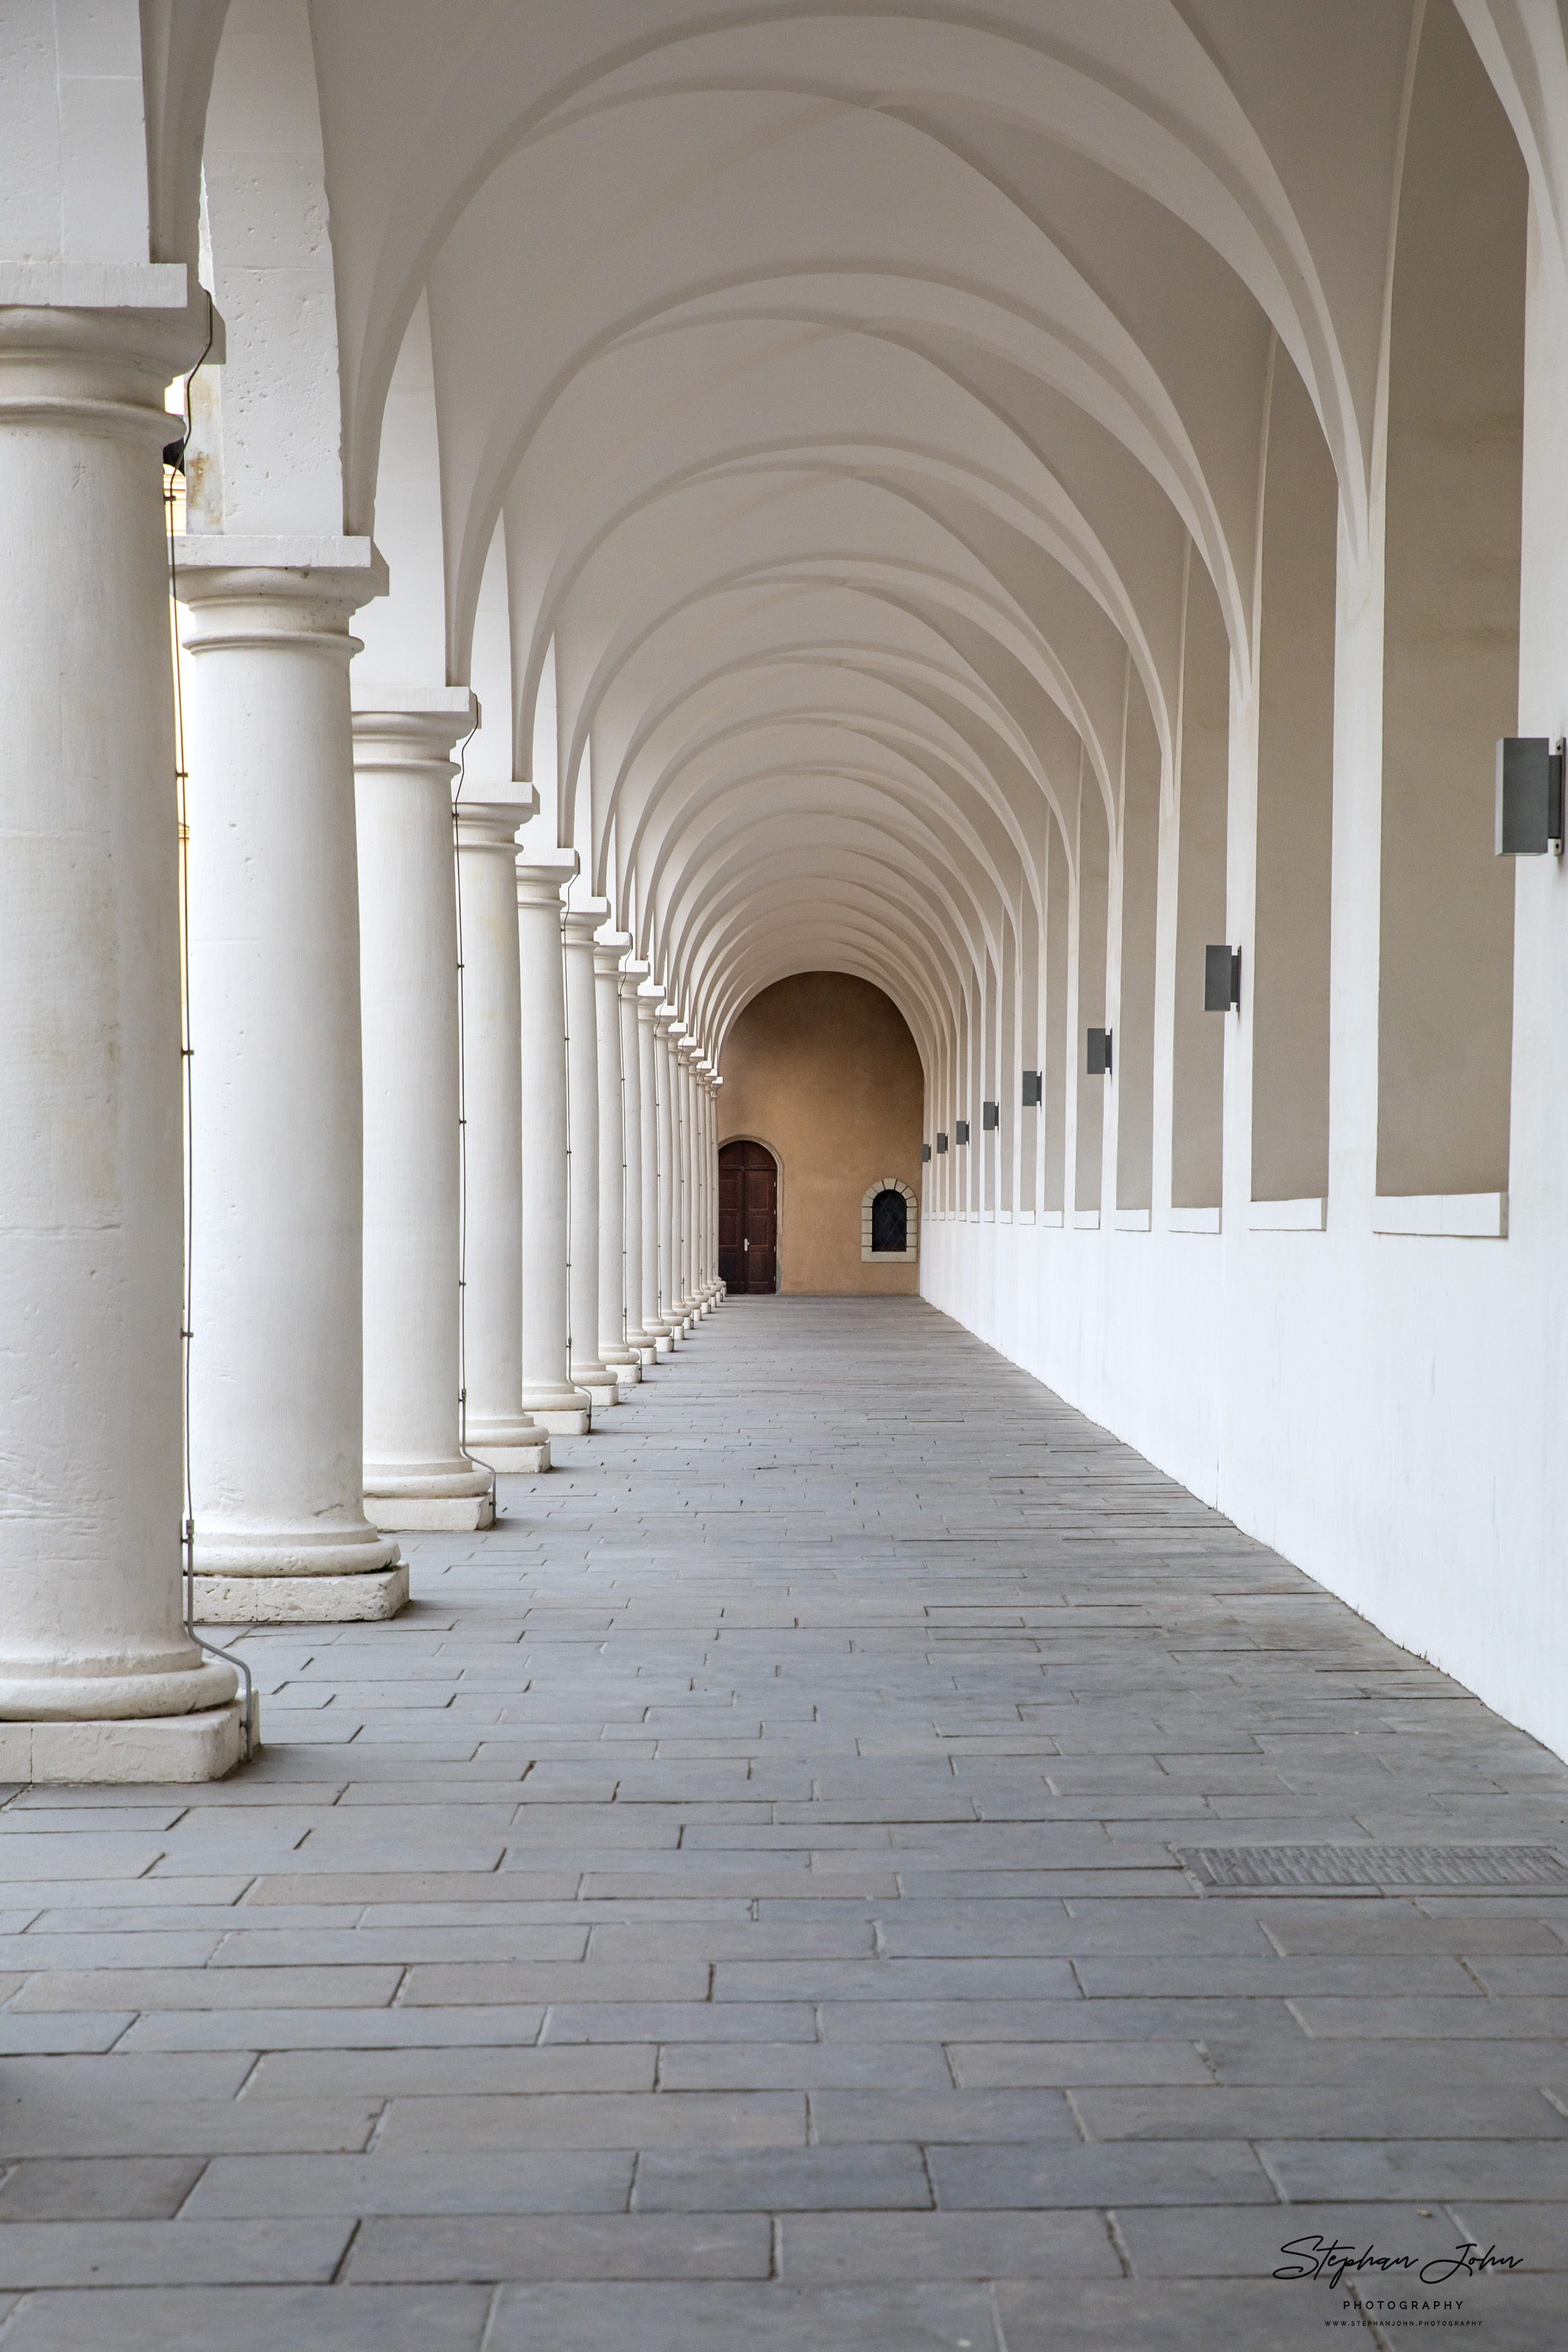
[621, 956, 651, 1000]
[594, 927, 632, 978]
[174, 535, 388, 653]
[562, 895, 611, 946]
[0, 273, 212, 438]
[677, 1036, 699, 1067]
[455, 800, 530, 852]
[516, 848, 579, 910]
[351, 686, 478, 780]
[655, 1004, 683, 1037]
[637, 975, 667, 1022]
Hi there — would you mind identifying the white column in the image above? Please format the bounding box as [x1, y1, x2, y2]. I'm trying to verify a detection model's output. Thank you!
[517, 855, 592, 1433]
[594, 931, 641, 1386]
[455, 802, 549, 1474]
[697, 1062, 719, 1306]
[677, 1036, 699, 1320]
[636, 981, 674, 1353]
[0, 299, 244, 1780]
[353, 690, 494, 1530]
[713, 1071, 727, 1294]
[563, 902, 617, 1412]
[655, 1004, 687, 1338]
[177, 538, 405, 1625]
[620, 960, 657, 1365]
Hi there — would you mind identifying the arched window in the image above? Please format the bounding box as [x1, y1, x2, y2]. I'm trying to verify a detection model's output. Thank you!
[870, 1189, 907, 1252]
[861, 1178, 918, 1262]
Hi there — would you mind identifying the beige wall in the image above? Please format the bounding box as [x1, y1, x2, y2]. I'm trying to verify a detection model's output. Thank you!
[718, 972, 924, 1294]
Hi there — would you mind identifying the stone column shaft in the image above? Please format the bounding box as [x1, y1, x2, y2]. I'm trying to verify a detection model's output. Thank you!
[563, 902, 616, 1411]
[517, 855, 591, 1433]
[637, 981, 674, 1353]
[655, 1004, 684, 1340]
[353, 689, 493, 1530]
[455, 801, 549, 1473]
[594, 931, 640, 1382]
[677, 1036, 698, 1318]
[620, 960, 656, 1363]
[177, 535, 405, 1624]
[0, 294, 242, 1777]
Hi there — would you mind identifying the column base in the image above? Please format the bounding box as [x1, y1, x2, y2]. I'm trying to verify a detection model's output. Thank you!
[574, 1377, 620, 1412]
[520, 1383, 593, 1436]
[466, 1436, 551, 1473]
[0, 1702, 249, 1785]
[603, 1348, 641, 1385]
[654, 1334, 674, 1356]
[192, 1526, 401, 1578]
[464, 1416, 551, 1473]
[365, 1493, 495, 1532]
[362, 1461, 495, 1531]
[194, 1564, 410, 1624]
[634, 1344, 658, 1367]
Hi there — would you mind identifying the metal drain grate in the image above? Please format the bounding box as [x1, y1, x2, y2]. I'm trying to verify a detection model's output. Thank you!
[1175, 1843, 1568, 1893]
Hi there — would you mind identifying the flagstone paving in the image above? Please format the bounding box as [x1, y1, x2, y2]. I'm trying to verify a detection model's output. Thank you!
[0, 1296, 1564, 2349]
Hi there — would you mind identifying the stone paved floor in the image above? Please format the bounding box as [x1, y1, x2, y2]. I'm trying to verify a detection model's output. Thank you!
[0, 1298, 1564, 2350]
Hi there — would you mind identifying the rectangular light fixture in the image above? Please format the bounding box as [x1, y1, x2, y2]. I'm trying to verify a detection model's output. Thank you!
[1086, 1026, 1112, 1076]
[1204, 945, 1240, 1012]
[982, 1100, 999, 1130]
[1021, 1070, 1042, 1106]
[935, 1131, 948, 1154]
[921, 1142, 931, 1163]
[954, 1119, 970, 1145]
[1496, 737, 1565, 855]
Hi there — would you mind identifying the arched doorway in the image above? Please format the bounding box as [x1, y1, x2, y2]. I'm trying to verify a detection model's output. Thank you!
[719, 1141, 778, 1294]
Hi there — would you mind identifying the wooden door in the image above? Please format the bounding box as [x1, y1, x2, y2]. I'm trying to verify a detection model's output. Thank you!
[718, 1141, 778, 1293]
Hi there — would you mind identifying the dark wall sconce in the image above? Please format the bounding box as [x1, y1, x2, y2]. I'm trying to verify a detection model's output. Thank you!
[1021, 1070, 1043, 1107]
[1086, 1026, 1112, 1076]
[1497, 737, 1565, 855]
[935, 1131, 949, 1154]
[921, 1142, 931, 1163]
[982, 1101, 999, 1131]
[954, 1119, 971, 1145]
[1204, 945, 1241, 1012]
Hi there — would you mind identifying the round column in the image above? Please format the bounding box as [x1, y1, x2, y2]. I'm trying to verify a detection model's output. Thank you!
[517, 855, 591, 1434]
[619, 960, 657, 1366]
[594, 930, 641, 1387]
[563, 902, 616, 1413]
[0, 299, 242, 1777]
[177, 542, 405, 1625]
[712, 1071, 727, 1296]
[697, 1062, 719, 1307]
[655, 1004, 687, 1339]
[454, 802, 549, 1474]
[676, 1034, 699, 1322]
[353, 692, 494, 1531]
[636, 981, 675, 1354]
